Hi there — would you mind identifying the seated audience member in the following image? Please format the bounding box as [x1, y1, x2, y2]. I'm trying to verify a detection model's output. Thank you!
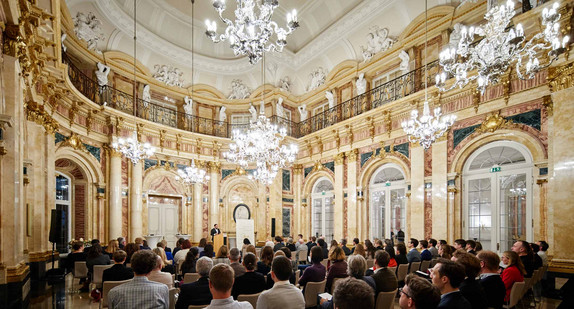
[295, 239, 308, 264]
[197, 238, 207, 255]
[365, 239, 377, 259]
[256, 246, 274, 276]
[273, 236, 285, 252]
[102, 250, 134, 283]
[286, 238, 297, 252]
[439, 244, 453, 260]
[326, 246, 348, 292]
[475, 242, 483, 253]
[232, 253, 266, 299]
[108, 250, 169, 309]
[438, 240, 448, 250]
[157, 241, 173, 261]
[430, 258, 471, 309]
[374, 239, 384, 251]
[161, 239, 172, 253]
[455, 252, 488, 309]
[117, 237, 126, 250]
[453, 239, 466, 251]
[67, 241, 87, 273]
[340, 238, 351, 256]
[172, 238, 184, 256]
[205, 264, 252, 309]
[124, 243, 139, 264]
[245, 244, 257, 257]
[229, 248, 245, 278]
[385, 245, 398, 267]
[147, 255, 173, 288]
[477, 251, 505, 309]
[465, 240, 477, 255]
[420, 240, 432, 261]
[298, 246, 327, 291]
[396, 243, 409, 265]
[256, 256, 305, 309]
[353, 243, 366, 258]
[350, 238, 360, 255]
[153, 247, 174, 274]
[181, 247, 199, 276]
[318, 238, 329, 259]
[279, 247, 297, 271]
[537, 241, 549, 266]
[347, 255, 376, 291]
[501, 251, 525, 302]
[512, 241, 535, 278]
[332, 278, 374, 309]
[105, 239, 119, 259]
[371, 250, 398, 295]
[407, 239, 422, 263]
[429, 239, 440, 259]
[306, 236, 317, 253]
[530, 243, 543, 270]
[214, 245, 229, 264]
[241, 238, 251, 252]
[141, 240, 151, 250]
[86, 243, 111, 275]
[201, 243, 215, 258]
[399, 274, 441, 309]
[174, 239, 192, 267]
[176, 256, 214, 309]
[134, 237, 144, 249]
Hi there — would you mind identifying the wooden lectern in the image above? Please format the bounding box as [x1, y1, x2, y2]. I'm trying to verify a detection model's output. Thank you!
[213, 233, 224, 251]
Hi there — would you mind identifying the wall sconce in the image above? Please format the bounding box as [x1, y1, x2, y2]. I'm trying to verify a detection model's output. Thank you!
[357, 190, 364, 202]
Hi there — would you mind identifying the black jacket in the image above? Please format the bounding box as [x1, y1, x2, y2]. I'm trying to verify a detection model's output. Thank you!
[231, 272, 266, 299]
[102, 264, 134, 283]
[176, 276, 212, 309]
[479, 275, 506, 309]
[459, 278, 488, 309]
[438, 291, 471, 309]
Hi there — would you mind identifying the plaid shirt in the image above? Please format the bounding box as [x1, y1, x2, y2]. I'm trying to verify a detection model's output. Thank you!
[108, 276, 169, 309]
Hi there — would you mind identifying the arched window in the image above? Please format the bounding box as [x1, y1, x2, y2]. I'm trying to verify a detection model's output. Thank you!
[55, 173, 72, 253]
[369, 163, 407, 240]
[311, 177, 334, 242]
[463, 141, 533, 252]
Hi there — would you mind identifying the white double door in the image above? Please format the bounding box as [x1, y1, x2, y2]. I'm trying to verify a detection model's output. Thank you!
[369, 185, 407, 239]
[312, 192, 334, 242]
[148, 202, 179, 248]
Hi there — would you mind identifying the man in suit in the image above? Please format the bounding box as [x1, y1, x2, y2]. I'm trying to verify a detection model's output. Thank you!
[210, 224, 221, 242]
[429, 239, 440, 258]
[256, 256, 305, 309]
[399, 274, 441, 309]
[407, 238, 421, 263]
[205, 264, 252, 309]
[430, 258, 471, 309]
[333, 278, 374, 309]
[465, 240, 477, 255]
[340, 238, 351, 256]
[232, 253, 266, 299]
[273, 236, 285, 252]
[453, 239, 466, 251]
[228, 248, 245, 278]
[102, 250, 134, 283]
[176, 257, 214, 309]
[477, 251, 505, 309]
[419, 240, 433, 261]
[371, 250, 398, 295]
[350, 238, 360, 255]
[117, 237, 126, 250]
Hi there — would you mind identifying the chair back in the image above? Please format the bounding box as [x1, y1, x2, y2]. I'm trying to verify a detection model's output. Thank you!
[507, 281, 525, 308]
[332, 277, 344, 291]
[409, 262, 420, 274]
[126, 263, 131, 268]
[366, 259, 375, 269]
[238, 292, 261, 309]
[256, 248, 262, 258]
[430, 258, 437, 269]
[183, 273, 200, 284]
[388, 267, 396, 274]
[169, 287, 178, 309]
[297, 250, 307, 263]
[295, 269, 301, 285]
[419, 260, 431, 273]
[304, 279, 327, 308]
[187, 305, 207, 309]
[102, 279, 132, 308]
[73, 261, 88, 279]
[531, 270, 539, 284]
[376, 289, 398, 309]
[92, 264, 113, 288]
[396, 264, 408, 282]
[320, 259, 329, 269]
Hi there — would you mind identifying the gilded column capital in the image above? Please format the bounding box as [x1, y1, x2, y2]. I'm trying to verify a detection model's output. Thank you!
[104, 144, 123, 158]
[292, 164, 303, 175]
[346, 149, 358, 162]
[549, 62, 574, 93]
[542, 95, 553, 116]
[208, 161, 221, 173]
[334, 152, 345, 165]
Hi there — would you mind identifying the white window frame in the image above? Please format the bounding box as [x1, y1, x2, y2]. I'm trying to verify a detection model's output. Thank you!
[311, 177, 335, 242]
[55, 172, 73, 246]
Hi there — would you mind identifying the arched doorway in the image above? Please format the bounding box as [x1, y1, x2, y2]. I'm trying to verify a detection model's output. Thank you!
[311, 177, 334, 242]
[462, 141, 534, 252]
[368, 163, 408, 240]
[55, 172, 72, 253]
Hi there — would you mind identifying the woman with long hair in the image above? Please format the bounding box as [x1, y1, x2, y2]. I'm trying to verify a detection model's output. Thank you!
[197, 238, 207, 255]
[181, 247, 199, 276]
[501, 250, 526, 302]
[173, 239, 192, 266]
[124, 243, 139, 264]
[298, 246, 327, 292]
[104, 239, 119, 259]
[200, 243, 215, 258]
[353, 243, 366, 258]
[385, 245, 397, 267]
[364, 239, 376, 259]
[256, 246, 274, 275]
[214, 245, 229, 264]
[395, 243, 408, 265]
[245, 244, 257, 258]
[439, 244, 454, 260]
[153, 247, 175, 274]
[325, 246, 348, 292]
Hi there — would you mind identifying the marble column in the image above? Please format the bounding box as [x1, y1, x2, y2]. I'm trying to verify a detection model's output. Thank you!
[410, 145, 425, 239]
[208, 162, 220, 233]
[129, 160, 143, 240]
[193, 182, 202, 242]
[334, 153, 346, 241]
[269, 171, 283, 237]
[346, 152, 358, 238]
[108, 150, 123, 239]
[42, 130, 55, 253]
[293, 165, 303, 237]
[432, 139, 448, 239]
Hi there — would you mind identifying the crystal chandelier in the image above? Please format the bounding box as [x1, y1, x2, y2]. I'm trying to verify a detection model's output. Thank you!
[436, 1, 569, 93]
[224, 105, 298, 185]
[205, 0, 299, 64]
[402, 0, 456, 150]
[175, 159, 210, 185]
[112, 131, 155, 165]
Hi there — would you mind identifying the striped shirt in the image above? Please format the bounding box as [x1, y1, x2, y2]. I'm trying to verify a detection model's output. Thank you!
[108, 276, 169, 309]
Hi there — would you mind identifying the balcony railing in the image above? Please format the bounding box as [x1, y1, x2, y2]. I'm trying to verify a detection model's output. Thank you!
[62, 52, 437, 139]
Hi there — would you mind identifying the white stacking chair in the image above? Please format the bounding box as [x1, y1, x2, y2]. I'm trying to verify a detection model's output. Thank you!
[69, 261, 88, 293]
[183, 273, 200, 284]
[304, 279, 326, 308]
[409, 262, 421, 274]
[101, 279, 132, 308]
[396, 264, 409, 283]
[375, 289, 397, 309]
[238, 292, 262, 309]
[169, 287, 178, 309]
[419, 260, 431, 273]
[503, 281, 525, 309]
[92, 264, 113, 289]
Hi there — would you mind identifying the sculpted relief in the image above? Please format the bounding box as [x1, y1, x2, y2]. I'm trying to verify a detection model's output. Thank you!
[73, 12, 105, 52]
[360, 26, 396, 62]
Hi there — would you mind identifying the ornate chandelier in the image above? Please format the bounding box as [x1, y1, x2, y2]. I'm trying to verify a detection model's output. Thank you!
[401, 101, 456, 149]
[205, 0, 299, 64]
[436, 1, 569, 93]
[112, 131, 155, 165]
[224, 105, 298, 185]
[175, 160, 210, 185]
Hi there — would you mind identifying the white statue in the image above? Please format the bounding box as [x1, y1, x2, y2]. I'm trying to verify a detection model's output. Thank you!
[219, 106, 227, 122]
[325, 91, 335, 109]
[360, 26, 396, 62]
[142, 84, 151, 107]
[449, 23, 464, 50]
[61, 33, 67, 52]
[153, 64, 185, 87]
[228, 79, 251, 100]
[399, 50, 410, 73]
[356, 73, 367, 95]
[184, 96, 193, 116]
[95, 62, 110, 86]
[276, 97, 285, 118]
[279, 76, 292, 92]
[73, 12, 105, 52]
[298, 105, 308, 121]
[307, 67, 326, 92]
[248, 103, 257, 122]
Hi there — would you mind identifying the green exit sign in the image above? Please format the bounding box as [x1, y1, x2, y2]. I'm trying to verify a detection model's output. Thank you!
[385, 182, 391, 187]
[490, 166, 501, 173]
